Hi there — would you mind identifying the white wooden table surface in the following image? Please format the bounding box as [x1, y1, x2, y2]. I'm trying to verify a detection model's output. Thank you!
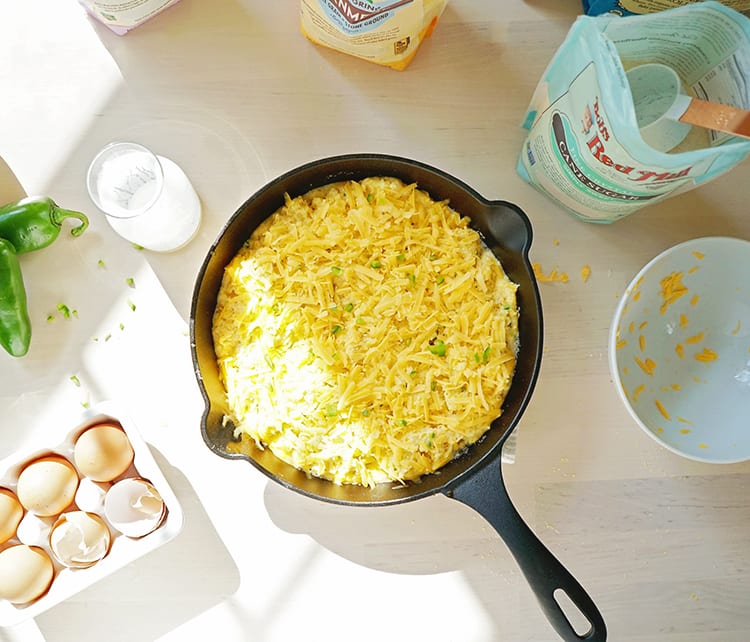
[1, 2, 749, 641]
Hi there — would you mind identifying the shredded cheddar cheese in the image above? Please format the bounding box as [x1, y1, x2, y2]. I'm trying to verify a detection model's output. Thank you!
[639, 335, 646, 352]
[692, 251, 705, 260]
[532, 262, 568, 283]
[634, 356, 657, 375]
[632, 384, 645, 401]
[655, 399, 671, 421]
[694, 348, 718, 362]
[675, 343, 685, 359]
[213, 177, 519, 488]
[685, 332, 705, 344]
[580, 265, 591, 282]
[659, 271, 688, 315]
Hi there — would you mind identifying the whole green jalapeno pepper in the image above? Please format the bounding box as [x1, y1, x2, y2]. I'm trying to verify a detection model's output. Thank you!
[0, 238, 32, 357]
[0, 196, 88, 254]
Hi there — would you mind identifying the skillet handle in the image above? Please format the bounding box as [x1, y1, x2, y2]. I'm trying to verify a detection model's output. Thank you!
[445, 458, 607, 642]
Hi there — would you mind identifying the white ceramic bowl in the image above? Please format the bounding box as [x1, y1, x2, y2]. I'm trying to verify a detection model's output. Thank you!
[609, 237, 750, 463]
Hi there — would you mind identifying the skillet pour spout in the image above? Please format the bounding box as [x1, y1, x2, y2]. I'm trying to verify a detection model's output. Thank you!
[190, 154, 606, 641]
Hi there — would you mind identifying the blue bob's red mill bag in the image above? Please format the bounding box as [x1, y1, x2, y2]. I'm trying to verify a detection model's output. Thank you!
[300, 0, 448, 70]
[517, 2, 750, 223]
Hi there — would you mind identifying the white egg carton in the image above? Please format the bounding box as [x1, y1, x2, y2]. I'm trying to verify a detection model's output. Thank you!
[0, 400, 184, 626]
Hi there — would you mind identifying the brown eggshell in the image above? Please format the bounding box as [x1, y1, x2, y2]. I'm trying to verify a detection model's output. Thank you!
[0, 545, 54, 604]
[16, 455, 79, 517]
[0, 488, 24, 545]
[74, 422, 134, 482]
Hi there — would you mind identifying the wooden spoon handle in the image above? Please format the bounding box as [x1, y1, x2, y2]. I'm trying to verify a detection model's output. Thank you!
[672, 95, 750, 139]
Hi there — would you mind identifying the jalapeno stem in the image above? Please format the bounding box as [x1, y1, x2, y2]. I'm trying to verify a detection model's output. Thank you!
[50, 205, 89, 237]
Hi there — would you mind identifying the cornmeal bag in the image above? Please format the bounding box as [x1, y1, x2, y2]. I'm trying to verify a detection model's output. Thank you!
[517, 2, 750, 223]
[300, 0, 448, 70]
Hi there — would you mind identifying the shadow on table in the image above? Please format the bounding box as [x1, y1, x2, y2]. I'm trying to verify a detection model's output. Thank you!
[262, 471, 531, 637]
[33, 446, 240, 642]
[263, 477, 517, 572]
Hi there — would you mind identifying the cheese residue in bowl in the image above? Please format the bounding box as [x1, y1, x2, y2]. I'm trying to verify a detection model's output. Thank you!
[212, 177, 519, 488]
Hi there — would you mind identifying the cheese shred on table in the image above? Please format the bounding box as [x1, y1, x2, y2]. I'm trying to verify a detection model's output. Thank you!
[212, 177, 519, 488]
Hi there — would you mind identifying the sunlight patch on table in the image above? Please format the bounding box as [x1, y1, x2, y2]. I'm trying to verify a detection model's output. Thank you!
[0, 1, 123, 194]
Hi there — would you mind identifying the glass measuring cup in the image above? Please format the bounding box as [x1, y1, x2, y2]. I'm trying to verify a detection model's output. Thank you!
[86, 142, 202, 252]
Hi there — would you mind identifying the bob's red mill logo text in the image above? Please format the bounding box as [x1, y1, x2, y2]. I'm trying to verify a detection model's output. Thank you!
[330, 0, 413, 25]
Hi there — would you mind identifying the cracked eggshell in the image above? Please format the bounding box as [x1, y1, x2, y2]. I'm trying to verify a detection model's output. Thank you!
[74, 422, 134, 482]
[16, 456, 79, 518]
[104, 478, 166, 539]
[0, 401, 184, 626]
[0, 489, 24, 545]
[0, 545, 54, 605]
[49, 511, 111, 569]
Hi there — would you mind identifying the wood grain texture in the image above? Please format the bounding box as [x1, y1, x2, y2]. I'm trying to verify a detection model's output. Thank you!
[1, 1, 750, 641]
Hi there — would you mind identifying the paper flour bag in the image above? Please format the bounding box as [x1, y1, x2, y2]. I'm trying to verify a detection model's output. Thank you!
[517, 2, 750, 223]
[300, 0, 449, 70]
[79, 0, 182, 35]
[582, 0, 750, 18]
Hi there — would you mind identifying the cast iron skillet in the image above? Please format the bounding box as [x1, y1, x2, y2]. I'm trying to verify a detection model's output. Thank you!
[190, 154, 606, 641]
